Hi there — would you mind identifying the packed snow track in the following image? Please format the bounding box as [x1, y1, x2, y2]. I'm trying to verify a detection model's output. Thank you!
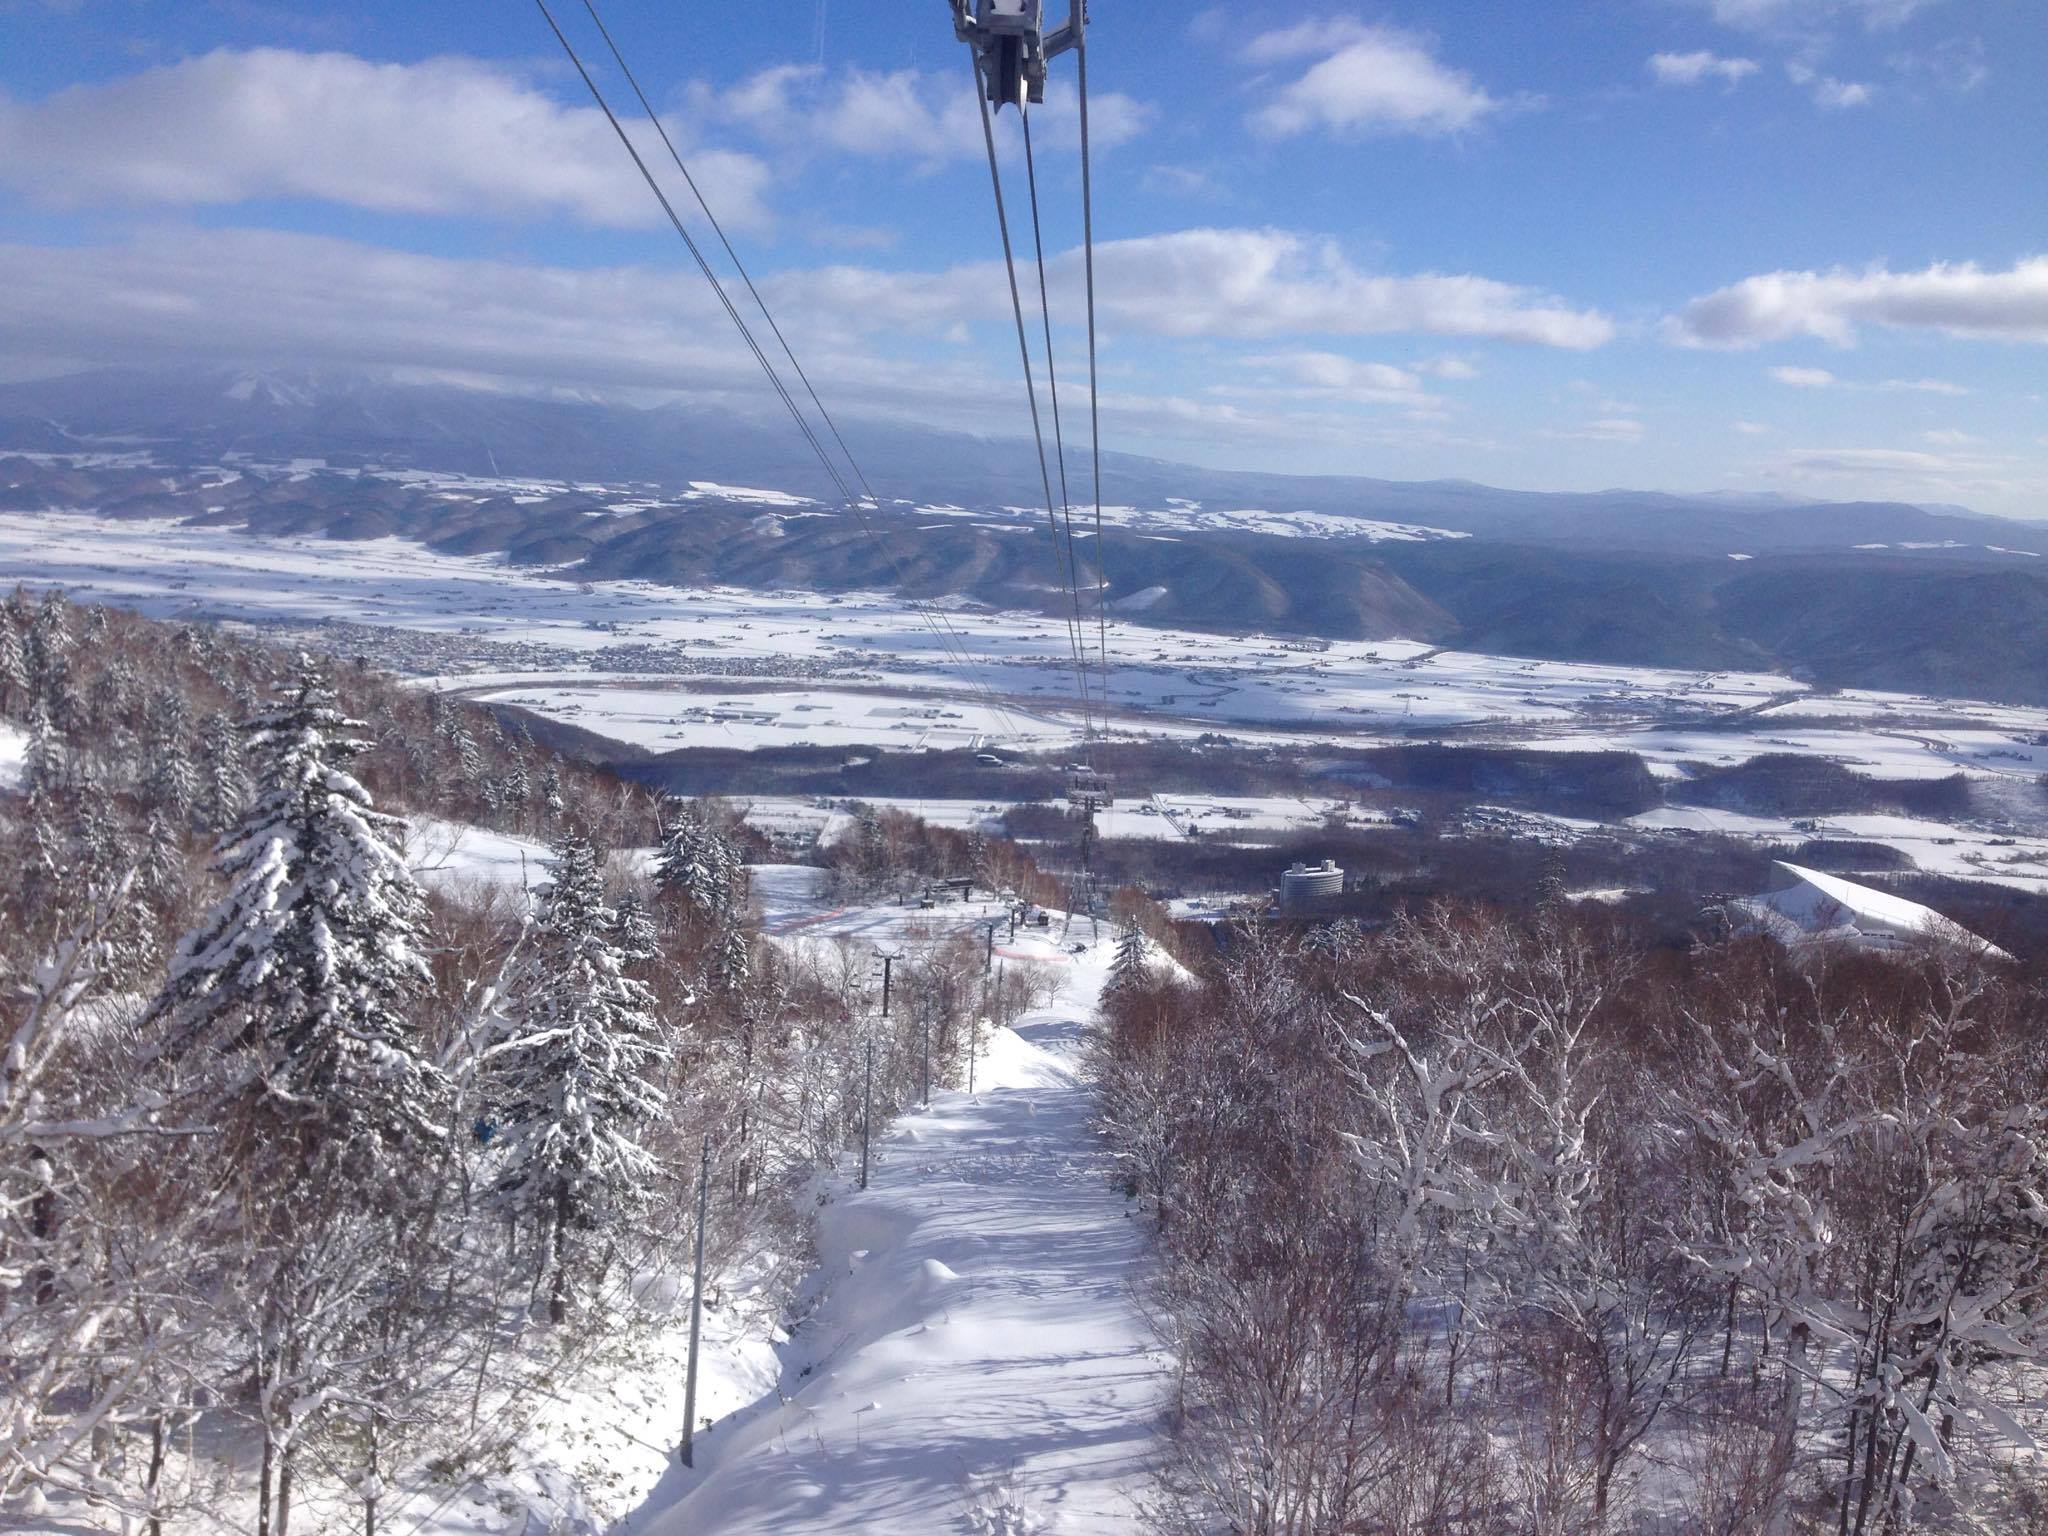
[623, 945, 1168, 1535]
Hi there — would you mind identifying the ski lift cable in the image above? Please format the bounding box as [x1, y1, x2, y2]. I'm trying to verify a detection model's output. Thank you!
[1078, 34, 1113, 729]
[971, 54, 1098, 739]
[1018, 100, 1099, 741]
[572, 0, 1028, 746]
[534, 0, 1026, 743]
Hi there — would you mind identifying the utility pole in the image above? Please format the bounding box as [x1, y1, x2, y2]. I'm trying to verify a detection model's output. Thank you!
[985, 921, 996, 974]
[859, 1036, 875, 1191]
[880, 952, 894, 1018]
[681, 1135, 711, 1468]
[920, 1005, 931, 1105]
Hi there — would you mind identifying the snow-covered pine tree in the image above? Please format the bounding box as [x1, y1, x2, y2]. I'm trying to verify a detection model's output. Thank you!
[655, 799, 733, 921]
[484, 832, 667, 1322]
[137, 806, 183, 910]
[0, 608, 27, 716]
[712, 917, 752, 997]
[450, 720, 481, 784]
[1106, 918, 1149, 997]
[612, 886, 659, 963]
[26, 589, 70, 680]
[72, 770, 130, 892]
[197, 709, 249, 832]
[143, 686, 198, 824]
[21, 696, 65, 799]
[148, 658, 447, 1173]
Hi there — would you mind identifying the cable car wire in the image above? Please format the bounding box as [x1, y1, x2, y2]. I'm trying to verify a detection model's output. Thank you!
[534, 0, 1027, 744]
[1077, 34, 1113, 728]
[972, 55, 1098, 739]
[1019, 101, 1098, 738]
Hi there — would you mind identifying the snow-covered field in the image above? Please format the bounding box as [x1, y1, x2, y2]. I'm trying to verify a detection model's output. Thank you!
[0, 510, 1811, 749]
[9, 505, 2048, 893]
[476, 683, 1055, 754]
[1632, 806, 2048, 890]
[737, 792, 1385, 852]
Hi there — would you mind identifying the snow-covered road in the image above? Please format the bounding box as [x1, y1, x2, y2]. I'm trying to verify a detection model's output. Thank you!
[622, 946, 1168, 1535]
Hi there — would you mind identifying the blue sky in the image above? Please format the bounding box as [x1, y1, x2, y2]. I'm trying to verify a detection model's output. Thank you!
[0, 0, 2043, 515]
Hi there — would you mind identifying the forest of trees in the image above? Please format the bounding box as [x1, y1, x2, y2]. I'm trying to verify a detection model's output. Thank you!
[0, 588, 1042, 1533]
[1096, 903, 2048, 1535]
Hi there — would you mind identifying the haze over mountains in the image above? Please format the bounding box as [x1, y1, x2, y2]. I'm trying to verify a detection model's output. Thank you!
[6, 366, 2048, 703]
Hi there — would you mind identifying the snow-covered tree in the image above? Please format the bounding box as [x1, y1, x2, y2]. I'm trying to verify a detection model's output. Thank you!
[711, 917, 752, 997]
[655, 798, 738, 922]
[0, 887, 194, 1516]
[612, 886, 658, 963]
[0, 610, 27, 716]
[149, 658, 447, 1173]
[197, 710, 248, 833]
[484, 833, 667, 1322]
[1105, 918, 1149, 998]
[143, 687, 198, 824]
[22, 696, 66, 800]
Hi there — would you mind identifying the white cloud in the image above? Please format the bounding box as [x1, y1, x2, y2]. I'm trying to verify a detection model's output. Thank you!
[1921, 428, 1979, 445]
[1549, 417, 1647, 443]
[0, 225, 1611, 449]
[1246, 20, 1500, 139]
[1770, 365, 1837, 386]
[1889, 38, 1989, 94]
[0, 47, 775, 230]
[1879, 377, 1967, 395]
[1232, 351, 1436, 408]
[784, 227, 1613, 348]
[1649, 51, 1761, 86]
[1756, 440, 2048, 512]
[1733, 420, 1775, 434]
[1783, 445, 1993, 478]
[1784, 61, 1875, 108]
[696, 63, 1149, 166]
[1415, 354, 1481, 379]
[1696, 0, 1945, 33]
[1673, 258, 2048, 346]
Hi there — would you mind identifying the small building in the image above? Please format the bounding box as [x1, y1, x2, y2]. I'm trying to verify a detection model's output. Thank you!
[1280, 859, 1345, 908]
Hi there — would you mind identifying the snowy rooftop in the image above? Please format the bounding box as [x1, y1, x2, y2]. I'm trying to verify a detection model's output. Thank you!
[1737, 860, 2009, 961]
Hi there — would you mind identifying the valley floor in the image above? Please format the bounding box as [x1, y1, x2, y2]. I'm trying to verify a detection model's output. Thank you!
[622, 933, 1170, 1536]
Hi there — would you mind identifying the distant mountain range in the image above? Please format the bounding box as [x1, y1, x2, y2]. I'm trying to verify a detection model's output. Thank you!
[4, 365, 2048, 704]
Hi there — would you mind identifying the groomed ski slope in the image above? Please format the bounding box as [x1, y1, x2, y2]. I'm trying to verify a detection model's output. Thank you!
[623, 934, 1169, 1535]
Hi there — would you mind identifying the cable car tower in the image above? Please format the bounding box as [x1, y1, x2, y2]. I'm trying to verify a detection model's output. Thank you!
[951, 1, 1085, 110]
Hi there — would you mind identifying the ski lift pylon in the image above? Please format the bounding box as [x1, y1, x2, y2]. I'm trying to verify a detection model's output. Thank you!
[951, 0, 1084, 110]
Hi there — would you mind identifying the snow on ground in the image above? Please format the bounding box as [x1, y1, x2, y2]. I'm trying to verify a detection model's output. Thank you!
[749, 863, 1095, 960]
[0, 720, 25, 791]
[621, 929, 1167, 1536]
[0, 510, 1814, 754]
[406, 816, 550, 903]
[398, 1263, 785, 1536]
[10, 505, 2048, 892]
[1630, 806, 2048, 891]
[1742, 861, 2005, 955]
[1507, 716, 2048, 783]
[404, 817, 657, 904]
[475, 683, 1053, 754]
[738, 793, 1389, 855]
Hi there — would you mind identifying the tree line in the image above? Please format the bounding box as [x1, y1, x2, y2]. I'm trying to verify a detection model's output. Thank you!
[1096, 902, 2048, 1535]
